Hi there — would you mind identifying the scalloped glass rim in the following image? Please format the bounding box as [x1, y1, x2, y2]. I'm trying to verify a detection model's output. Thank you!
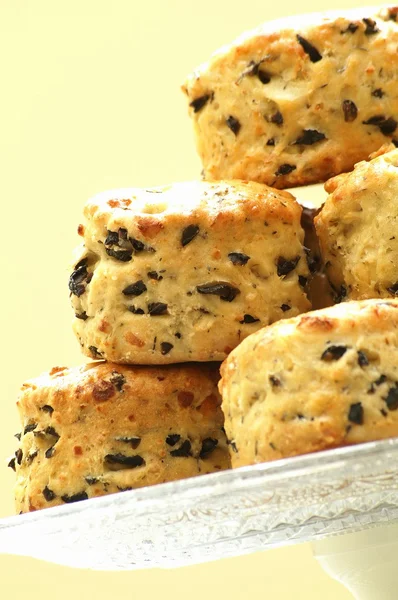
[2, 438, 398, 571]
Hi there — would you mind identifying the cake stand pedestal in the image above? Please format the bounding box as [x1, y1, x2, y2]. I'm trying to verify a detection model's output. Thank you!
[2, 439, 398, 598]
[313, 523, 398, 599]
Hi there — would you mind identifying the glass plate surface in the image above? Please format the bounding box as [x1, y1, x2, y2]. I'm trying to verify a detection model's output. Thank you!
[2, 438, 398, 571]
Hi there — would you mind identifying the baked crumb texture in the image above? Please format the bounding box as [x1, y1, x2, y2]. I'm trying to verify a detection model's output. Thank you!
[220, 299, 398, 466]
[11, 361, 230, 512]
[70, 180, 310, 364]
[183, 7, 398, 188]
[316, 147, 398, 301]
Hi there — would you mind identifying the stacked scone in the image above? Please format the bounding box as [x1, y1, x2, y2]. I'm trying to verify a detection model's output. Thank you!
[10, 6, 398, 512]
[10, 180, 313, 512]
[183, 6, 398, 468]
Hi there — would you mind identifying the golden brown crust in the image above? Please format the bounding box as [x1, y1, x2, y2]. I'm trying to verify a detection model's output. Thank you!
[219, 299, 398, 467]
[12, 361, 230, 512]
[316, 147, 398, 300]
[70, 181, 311, 364]
[183, 7, 398, 188]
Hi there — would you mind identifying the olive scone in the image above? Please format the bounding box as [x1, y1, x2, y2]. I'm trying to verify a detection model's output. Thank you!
[219, 299, 398, 467]
[70, 180, 311, 364]
[183, 6, 398, 188]
[315, 146, 398, 301]
[10, 361, 230, 513]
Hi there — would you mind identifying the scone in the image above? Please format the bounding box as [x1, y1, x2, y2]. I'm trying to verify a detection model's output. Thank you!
[10, 361, 230, 513]
[219, 299, 398, 467]
[315, 145, 398, 301]
[183, 6, 398, 188]
[70, 181, 310, 364]
[300, 204, 333, 310]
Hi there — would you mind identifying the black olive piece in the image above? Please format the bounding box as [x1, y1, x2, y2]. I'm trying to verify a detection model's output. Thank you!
[8, 457, 16, 471]
[363, 116, 398, 136]
[166, 434, 181, 446]
[15, 449, 23, 465]
[170, 440, 192, 457]
[181, 224, 200, 247]
[280, 304, 291, 312]
[240, 314, 259, 324]
[74, 257, 88, 270]
[342, 22, 359, 33]
[109, 372, 126, 391]
[357, 351, 369, 367]
[68, 263, 89, 297]
[61, 492, 89, 504]
[199, 438, 218, 459]
[24, 423, 37, 435]
[228, 252, 250, 266]
[89, 346, 103, 358]
[229, 440, 238, 453]
[372, 88, 384, 98]
[385, 385, 398, 410]
[270, 111, 283, 126]
[298, 275, 308, 288]
[117, 486, 133, 492]
[342, 100, 358, 122]
[321, 345, 348, 361]
[115, 436, 141, 449]
[14, 433, 21, 441]
[105, 248, 133, 261]
[243, 61, 272, 84]
[387, 282, 398, 295]
[104, 231, 119, 246]
[226, 115, 241, 135]
[85, 476, 99, 485]
[190, 93, 212, 113]
[275, 164, 296, 176]
[378, 118, 397, 136]
[257, 70, 271, 84]
[276, 256, 300, 277]
[43, 486, 56, 502]
[128, 306, 145, 314]
[123, 280, 147, 296]
[196, 281, 240, 302]
[148, 302, 168, 316]
[27, 451, 38, 463]
[348, 402, 364, 425]
[269, 375, 281, 387]
[175, 332, 182, 339]
[296, 34, 322, 62]
[75, 311, 89, 321]
[160, 342, 173, 355]
[105, 454, 145, 467]
[45, 447, 55, 459]
[128, 238, 143, 252]
[266, 138, 275, 146]
[375, 374, 388, 386]
[147, 271, 163, 281]
[45, 427, 60, 440]
[294, 129, 326, 145]
[363, 18, 380, 35]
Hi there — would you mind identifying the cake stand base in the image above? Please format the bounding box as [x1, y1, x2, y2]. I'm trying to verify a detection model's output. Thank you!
[313, 522, 398, 599]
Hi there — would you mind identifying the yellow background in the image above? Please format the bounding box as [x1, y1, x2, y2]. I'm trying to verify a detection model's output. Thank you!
[0, 0, 379, 597]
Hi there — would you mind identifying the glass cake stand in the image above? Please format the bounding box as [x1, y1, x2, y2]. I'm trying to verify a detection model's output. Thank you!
[2, 439, 398, 598]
